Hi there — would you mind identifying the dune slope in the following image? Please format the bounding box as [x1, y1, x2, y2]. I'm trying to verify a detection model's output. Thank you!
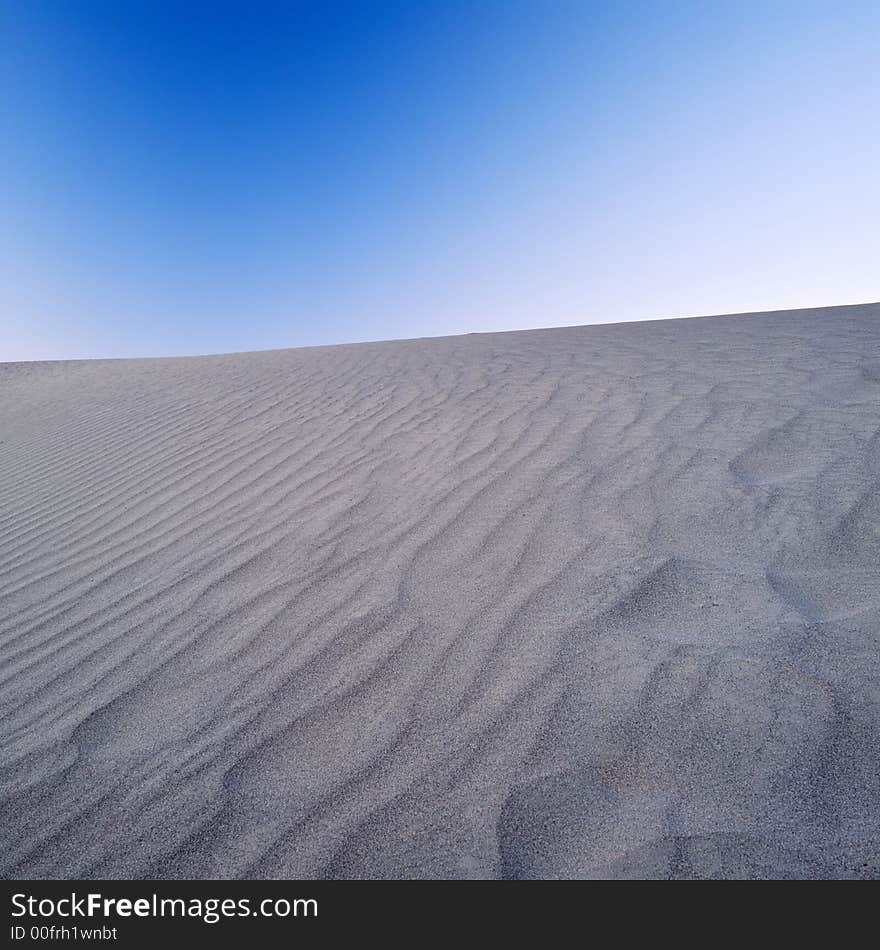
[1, 302, 879, 879]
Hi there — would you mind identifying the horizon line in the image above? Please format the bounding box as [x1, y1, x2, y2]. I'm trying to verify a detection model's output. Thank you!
[4, 298, 878, 366]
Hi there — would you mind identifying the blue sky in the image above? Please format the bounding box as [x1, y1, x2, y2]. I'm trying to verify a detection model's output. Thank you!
[2, 1, 878, 360]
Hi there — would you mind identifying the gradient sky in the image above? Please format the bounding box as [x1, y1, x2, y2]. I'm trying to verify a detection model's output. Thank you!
[2, 1, 878, 361]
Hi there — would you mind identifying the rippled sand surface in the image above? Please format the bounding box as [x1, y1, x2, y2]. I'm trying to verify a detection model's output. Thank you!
[1, 302, 878, 879]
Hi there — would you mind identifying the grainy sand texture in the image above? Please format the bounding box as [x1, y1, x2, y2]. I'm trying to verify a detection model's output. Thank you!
[1, 302, 879, 879]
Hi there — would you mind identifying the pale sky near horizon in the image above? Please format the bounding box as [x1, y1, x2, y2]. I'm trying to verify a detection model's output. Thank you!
[2, 1, 878, 361]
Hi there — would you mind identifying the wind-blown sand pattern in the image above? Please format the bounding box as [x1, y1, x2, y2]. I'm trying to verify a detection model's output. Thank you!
[1, 302, 879, 879]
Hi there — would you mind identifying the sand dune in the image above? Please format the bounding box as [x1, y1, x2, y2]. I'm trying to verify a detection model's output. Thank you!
[1, 302, 878, 879]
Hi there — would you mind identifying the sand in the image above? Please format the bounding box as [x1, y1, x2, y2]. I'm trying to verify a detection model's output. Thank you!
[1, 302, 878, 880]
